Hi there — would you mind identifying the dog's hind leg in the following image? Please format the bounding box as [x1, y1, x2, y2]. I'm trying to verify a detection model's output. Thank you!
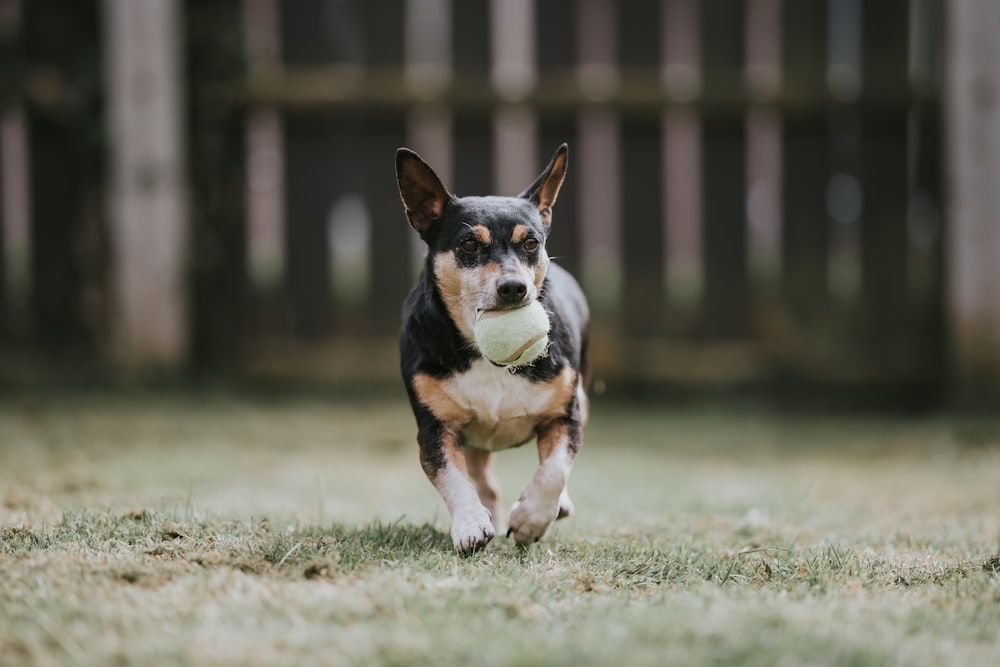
[463, 449, 504, 534]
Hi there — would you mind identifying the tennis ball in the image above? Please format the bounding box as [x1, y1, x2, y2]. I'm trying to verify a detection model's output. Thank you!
[474, 301, 551, 367]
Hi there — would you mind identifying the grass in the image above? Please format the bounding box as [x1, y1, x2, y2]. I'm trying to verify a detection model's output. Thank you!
[1, 394, 999, 666]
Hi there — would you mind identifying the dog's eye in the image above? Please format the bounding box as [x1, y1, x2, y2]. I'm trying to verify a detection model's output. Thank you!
[459, 238, 479, 253]
[523, 237, 540, 252]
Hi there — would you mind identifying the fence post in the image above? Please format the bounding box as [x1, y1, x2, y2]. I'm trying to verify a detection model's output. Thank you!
[358, 0, 410, 334]
[859, 0, 909, 359]
[700, 0, 748, 338]
[946, 0, 1000, 403]
[619, 0, 666, 337]
[781, 0, 829, 323]
[106, 0, 188, 366]
[536, 0, 581, 282]
[24, 0, 100, 349]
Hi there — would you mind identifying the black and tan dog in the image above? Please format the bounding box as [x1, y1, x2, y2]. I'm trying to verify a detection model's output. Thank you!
[396, 144, 589, 554]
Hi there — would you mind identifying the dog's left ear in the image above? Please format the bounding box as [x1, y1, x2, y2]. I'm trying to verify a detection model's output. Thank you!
[519, 144, 568, 227]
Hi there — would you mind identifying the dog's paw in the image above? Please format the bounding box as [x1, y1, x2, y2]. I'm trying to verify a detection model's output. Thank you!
[451, 506, 495, 555]
[507, 497, 559, 547]
[557, 488, 575, 520]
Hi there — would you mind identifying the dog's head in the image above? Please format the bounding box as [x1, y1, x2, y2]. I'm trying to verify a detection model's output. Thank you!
[396, 145, 568, 342]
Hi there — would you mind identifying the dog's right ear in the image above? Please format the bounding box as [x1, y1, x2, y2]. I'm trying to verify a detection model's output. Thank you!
[396, 148, 452, 238]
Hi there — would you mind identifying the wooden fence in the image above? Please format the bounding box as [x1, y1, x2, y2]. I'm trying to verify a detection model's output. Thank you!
[0, 0, 958, 403]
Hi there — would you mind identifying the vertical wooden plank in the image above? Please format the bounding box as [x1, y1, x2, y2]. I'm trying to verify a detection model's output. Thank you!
[859, 0, 909, 349]
[700, 0, 748, 338]
[744, 0, 781, 290]
[620, 121, 664, 337]
[492, 0, 537, 199]
[907, 0, 946, 395]
[536, 0, 581, 279]
[537, 0, 575, 72]
[106, 0, 188, 366]
[244, 0, 285, 309]
[576, 0, 621, 312]
[781, 0, 829, 323]
[358, 0, 411, 334]
[618, 0, 665, 337]
[618, 0, 659, 70]
[662, 0, 702, 313]
[282, 119, 339, 338]
[946, 0, 1000, 401]
[0, 121, 4, 324]
[185, 0, 248, 369]
[452, 0, 492, 197]
[0, 0, 13, 324]
[360, 115, 409, 334]
[452, 117, 493, 197]
[826, 0, 862, 305]
[0, 110, 30, 331]
[23, 0, 100, 348]
[280, 0, 356, 338]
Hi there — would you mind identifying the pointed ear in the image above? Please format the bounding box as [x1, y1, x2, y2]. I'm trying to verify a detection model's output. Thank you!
[519, 144, 568, 226]
[396, 148, 452, 237]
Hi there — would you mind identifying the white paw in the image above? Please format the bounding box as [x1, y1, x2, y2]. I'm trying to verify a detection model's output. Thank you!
[451, 505, 495, 554]
[507, 497, 559, 547]
[557, 488, 575, 520]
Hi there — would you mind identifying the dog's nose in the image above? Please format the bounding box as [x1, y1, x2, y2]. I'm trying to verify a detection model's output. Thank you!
[497, 280, 528, 305]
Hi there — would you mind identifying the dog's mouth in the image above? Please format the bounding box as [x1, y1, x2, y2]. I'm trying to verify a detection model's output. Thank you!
[476, 299, 535, 316]
[479, 303, 531, 313]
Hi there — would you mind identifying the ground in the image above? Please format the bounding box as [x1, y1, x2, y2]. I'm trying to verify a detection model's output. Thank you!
[1, 393, 999, 666]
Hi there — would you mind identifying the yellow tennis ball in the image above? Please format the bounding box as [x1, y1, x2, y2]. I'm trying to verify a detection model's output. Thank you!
[474, 301, 551, 367]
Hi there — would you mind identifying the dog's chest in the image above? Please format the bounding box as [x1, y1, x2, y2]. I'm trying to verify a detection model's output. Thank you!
[441, 359, 561, 451]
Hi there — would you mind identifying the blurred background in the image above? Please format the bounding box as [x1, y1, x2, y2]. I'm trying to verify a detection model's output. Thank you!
[0, 0, 996, 409]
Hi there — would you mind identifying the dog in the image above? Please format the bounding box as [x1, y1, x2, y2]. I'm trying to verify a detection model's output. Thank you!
[396, 144, 589, 554]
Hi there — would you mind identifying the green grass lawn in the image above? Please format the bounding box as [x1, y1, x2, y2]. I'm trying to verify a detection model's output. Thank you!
[1, 394, 999, 666]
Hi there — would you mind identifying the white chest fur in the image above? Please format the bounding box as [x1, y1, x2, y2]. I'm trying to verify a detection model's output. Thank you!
[440, 359, 565, 451]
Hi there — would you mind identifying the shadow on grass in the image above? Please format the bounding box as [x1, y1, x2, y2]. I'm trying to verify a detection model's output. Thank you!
[0, 508, 455, 580]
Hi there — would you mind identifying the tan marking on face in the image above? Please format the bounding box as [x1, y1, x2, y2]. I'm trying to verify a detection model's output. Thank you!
[412, 373, 472, 425]
[432, 252, 466, 334]
[533, 252, 550, 289]
[436, 249, 544, 321]
[433, 252, 504, 341]
[471, 225, 491, 244]
[512, 224, 530, 243]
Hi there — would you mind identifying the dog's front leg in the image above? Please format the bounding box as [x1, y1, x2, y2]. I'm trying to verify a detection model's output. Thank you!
[508, 415, 581, 547]
[419, 424, 495, 554]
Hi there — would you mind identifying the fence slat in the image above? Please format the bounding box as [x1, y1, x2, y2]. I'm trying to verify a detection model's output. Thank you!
[361, 120, 410, 333]
[700, 0, 748, 339]
[24, 0, 99, 348]
[537, 0, 580, 280]
[358, 1, 411, 333]
[280, 1, 352, 338]
[186, 0, 248, 368]
[619, 0, 665, 336]
[859, 0, 909, 352]
[781, 0, 829, 323]
[450, 1, 492, 197]
[946, 0, 1000, 401]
